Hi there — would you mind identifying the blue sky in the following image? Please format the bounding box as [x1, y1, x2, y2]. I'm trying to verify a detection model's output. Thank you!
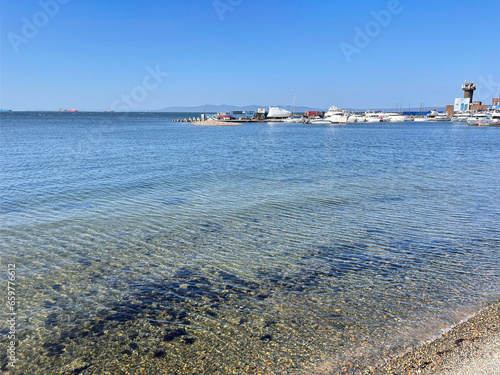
[1, 0, 499, 110]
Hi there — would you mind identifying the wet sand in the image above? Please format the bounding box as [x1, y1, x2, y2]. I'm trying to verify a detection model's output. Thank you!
[364, 300, 500, 375]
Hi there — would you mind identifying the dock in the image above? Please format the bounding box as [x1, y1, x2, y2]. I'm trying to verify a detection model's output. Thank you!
[191, 119, 243, 126]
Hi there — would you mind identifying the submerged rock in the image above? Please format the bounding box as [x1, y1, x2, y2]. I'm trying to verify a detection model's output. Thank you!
[154, 349, 166, 358]
[43, 342, 66, 356]
[129, 342, 139, 350]
[163, 328, 187, 342]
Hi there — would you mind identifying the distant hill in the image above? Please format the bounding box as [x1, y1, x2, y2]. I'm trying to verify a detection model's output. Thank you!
[157, 104, 323, 113]
[359, 106, 446, 113]
[4, 105, 447, 113]
[156, 105, 446, 113]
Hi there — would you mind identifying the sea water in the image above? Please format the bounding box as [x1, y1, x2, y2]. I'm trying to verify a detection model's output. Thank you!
[1, 112, 499, 374]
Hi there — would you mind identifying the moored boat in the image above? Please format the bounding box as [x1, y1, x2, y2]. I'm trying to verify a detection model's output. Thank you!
[467, 117, 492, 126]
[383, 113, 408, 122]
[490, 112, 500, 125]
[283, 93, 303, 123]
[267, 107, 292, 119]
[364, 110, 382, 122]
[308, 118, 331, 124]
[452, 111, 473, 122]
[284, 116, 304, 123]
[466, 112, 492, 126]
[426, 110, 450, 121]
[435, 113, 451, 121]
[325, 106, 349, 124]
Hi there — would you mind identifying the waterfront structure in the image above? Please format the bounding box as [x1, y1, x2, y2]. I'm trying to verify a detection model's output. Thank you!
[254, 108, 267, 120]
[306, 111, 321, 117]
[462, 81, 476, 102]
[446, 81, 497, 116]
[447, 97, 498, 117]
[454, 98, 470, 112]
[231, 110, 255, 119]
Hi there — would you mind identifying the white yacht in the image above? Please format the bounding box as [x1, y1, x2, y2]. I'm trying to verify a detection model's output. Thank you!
[267, 107, 292, 120]
[451, 111, 473, 122]
[308, 117, 331, 124]
[345, 111, 358, 123]
[466, 113, 492, 126]
[427, 110, 450, 121]
[284, 116, 304, 123]
[467, 117, 492, 126]
[283, 94, 303, 123]
[490, 111, 500, 125]
[364, 111, 382, 122]
[383, 112, 408, 122]
[325, 106, 349, 124]
[491, 111, 500, 119]
[435, 113, 451, 121]
[351, 114, 366, 122]
[426, 110, 439, 120]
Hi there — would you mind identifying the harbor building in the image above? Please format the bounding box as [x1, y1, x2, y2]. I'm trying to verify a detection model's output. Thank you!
[462, 81, 476, 103]
[446, 81, 498, 116]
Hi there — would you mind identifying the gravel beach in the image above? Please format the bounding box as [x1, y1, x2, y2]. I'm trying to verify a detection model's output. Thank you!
[364, 300, 500, 375]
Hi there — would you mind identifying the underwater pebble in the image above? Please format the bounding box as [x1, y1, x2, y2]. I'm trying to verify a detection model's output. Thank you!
[154, 349, 166, 358]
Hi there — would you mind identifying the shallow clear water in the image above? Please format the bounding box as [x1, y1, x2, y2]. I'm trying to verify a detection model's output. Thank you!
[1, 112, 499, 374]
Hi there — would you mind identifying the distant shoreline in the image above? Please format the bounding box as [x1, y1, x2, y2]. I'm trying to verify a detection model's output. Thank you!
[0, 108, 447, 114]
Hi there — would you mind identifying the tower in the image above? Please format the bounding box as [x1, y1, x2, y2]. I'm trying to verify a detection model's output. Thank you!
[462, 80, 476, 103]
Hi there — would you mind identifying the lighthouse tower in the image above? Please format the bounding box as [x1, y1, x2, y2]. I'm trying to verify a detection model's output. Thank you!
[462, 80, 476, 103]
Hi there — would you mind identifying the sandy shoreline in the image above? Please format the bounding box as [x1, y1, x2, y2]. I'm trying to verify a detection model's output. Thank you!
[362, 300, 500, 375]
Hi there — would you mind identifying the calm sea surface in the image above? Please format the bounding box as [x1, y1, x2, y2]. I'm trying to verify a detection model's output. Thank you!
[1, 112, 499, 374]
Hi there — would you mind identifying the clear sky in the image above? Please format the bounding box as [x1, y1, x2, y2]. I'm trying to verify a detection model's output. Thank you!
[1, 0, 499, 111]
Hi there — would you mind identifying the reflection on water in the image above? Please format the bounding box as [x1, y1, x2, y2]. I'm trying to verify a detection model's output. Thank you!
[1, 112, 499, 374]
